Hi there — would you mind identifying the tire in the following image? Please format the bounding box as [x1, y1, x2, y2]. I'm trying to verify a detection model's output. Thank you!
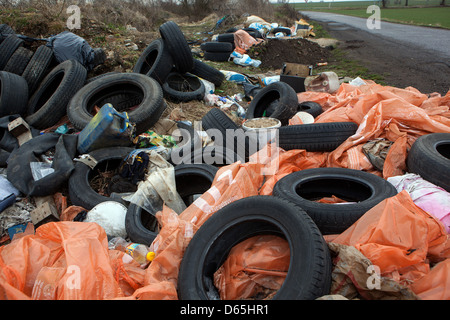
[26, 60, 87, 129]
[68, 147, 135, 210]
[177, 195, 332, 300]
[217, 33, 235, 44]
[273, 167, 398, 234]
[85, 71, 119, 84]
[278, 122, 358, 152]
[191, 59, 225, 87]
[201, 108, 254, 160]
[67, 72, 165, 135]
[407, 133, 450, 192]
[159, 21, 193, 73]
[3, 47, 33, 75]
[0, 71, 29, 117]
[177, 145, 245, 166]
[298, 101, 323, 118]
[272, 27, 292, 36]
[203, 51, 231, 62]
[21, 45, 54, 95]
[125, 163, 218, 245]
[0, 34, 23, 70]
[0, 24, 14, 36]
[133, 38, 174, 84]
[200, 42, 233, 53]
[242, 27, 264, 39]
[162, 72, 205, 103]
[246, 81, 298, 126]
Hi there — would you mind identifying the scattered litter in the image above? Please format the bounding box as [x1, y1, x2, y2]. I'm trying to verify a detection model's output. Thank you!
[0, 18, 449, 302]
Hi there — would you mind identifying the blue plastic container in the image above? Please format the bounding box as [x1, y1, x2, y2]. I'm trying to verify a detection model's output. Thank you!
[77, 103, 133, 154]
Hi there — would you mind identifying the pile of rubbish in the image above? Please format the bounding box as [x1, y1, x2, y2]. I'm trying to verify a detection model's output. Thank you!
[0, 19, 449, 301]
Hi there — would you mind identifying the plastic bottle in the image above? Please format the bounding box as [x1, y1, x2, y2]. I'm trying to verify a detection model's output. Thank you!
[109, 237, 155, 266]
[233, 54, 261, 68]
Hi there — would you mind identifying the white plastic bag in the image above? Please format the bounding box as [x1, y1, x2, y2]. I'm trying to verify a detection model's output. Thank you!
[388, 173, 450, 233]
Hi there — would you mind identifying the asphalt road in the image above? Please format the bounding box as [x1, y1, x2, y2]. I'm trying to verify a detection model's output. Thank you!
[300, 11, 450, 94]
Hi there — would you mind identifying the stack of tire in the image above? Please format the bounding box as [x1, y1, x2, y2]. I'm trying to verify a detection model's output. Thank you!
[132, 21, 225, 104]
[0, 24, 88, 131]
[200, 41, 233, 62]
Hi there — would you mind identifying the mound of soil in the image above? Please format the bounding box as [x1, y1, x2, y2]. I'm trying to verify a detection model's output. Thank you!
[250, 38, 331, 70]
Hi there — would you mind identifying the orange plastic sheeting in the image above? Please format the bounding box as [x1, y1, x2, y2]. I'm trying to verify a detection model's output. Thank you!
[233, 29, 263, 53]
[331, 190, 450, 298]
[0, 221, 146, 300]
[249, 146, 328, 196]
[297, 83, 450, 177]
[213, 235, 289, 300]
[129, 162, 266, 300]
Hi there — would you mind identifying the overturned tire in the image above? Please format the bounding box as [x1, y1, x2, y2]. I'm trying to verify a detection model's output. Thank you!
[0, 34, 23, 70]
[200, 42, 233, 52]
[67, 72, 165, 134]
[246, 81, 298, 126]
[68, 147, 135, 210]
[162, 72, 205, 103]
[177, 195, 332, 300]
[203, 51, 231, 62]
[191, 59, 225, 87]
[0, 71, 29, 117]
[3, 46, 33, 75]
[21, 45, 54, 95]
[125, 163, 218, 245]
[273, 167, 398, 234]
[133, 38, 174, 84]
[278, 122, 358, 152]
[298, 101, 323, 118]
[159, 21, 193, 73]
[201, 108, 254, 160]
[407, 133, 450, 192]
[174, 145, 245, 167]
[26, 59, 87, 129]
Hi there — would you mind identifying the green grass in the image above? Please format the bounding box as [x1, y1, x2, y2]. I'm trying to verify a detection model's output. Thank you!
[306, 7, 450, 28]
[293, 1, 450, 29]
[314, 48, 387, 84]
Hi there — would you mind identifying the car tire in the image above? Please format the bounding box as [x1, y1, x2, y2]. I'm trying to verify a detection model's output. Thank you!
[125, 163, 218, 245]
[0, 71, 29, 117]
[68, 147, 135, 210]
[159, 21, 193, 73]
[177, 195, 332, 300]
[133, 38, 174, 84]
[246, 81, 299, 126]
[67, 72, 165, 134]
[26, 59, 87, 129]
[278, 122, 358, 152]
[273, 167, 398, 234]
[407, 133, 450, 192]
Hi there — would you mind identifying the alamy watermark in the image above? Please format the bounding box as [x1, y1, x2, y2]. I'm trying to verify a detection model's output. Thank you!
[366, 264, 381, 290]
[66, 5, 81, 30]
[367, 5, 381, 30]
[170, 123, 280, 175]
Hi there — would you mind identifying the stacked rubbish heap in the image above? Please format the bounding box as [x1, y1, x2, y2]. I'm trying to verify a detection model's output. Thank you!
[0, 19, 449, 301]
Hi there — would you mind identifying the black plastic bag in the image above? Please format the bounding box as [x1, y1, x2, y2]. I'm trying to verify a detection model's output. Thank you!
[0, 115, 40, 167]
[46, 31, 104, 71]
[6, 133, 78, 196]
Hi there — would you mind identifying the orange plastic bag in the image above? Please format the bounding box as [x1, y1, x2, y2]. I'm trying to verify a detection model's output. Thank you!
[233, 29, 263, 53]
[213, 235, 290, 300]
[332, 190, 450, 290]
[0, 221, 145, 300]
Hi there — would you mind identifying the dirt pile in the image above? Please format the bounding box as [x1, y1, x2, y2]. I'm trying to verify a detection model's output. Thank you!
[251, 38, 331, 71]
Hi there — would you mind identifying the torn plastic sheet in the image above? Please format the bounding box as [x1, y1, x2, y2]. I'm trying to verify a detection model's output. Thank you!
[123, 151, 186, 215]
